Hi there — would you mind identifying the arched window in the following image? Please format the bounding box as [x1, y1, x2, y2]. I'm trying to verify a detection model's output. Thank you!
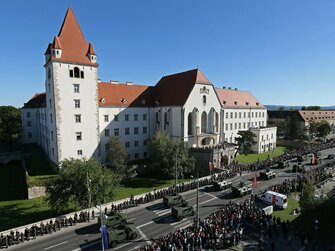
[202, 95, 206, 105]
[188, 113, 193, 135]
[215, 112, 219, 132]
[201, 112, 207, 133]
[74, 67, 80, 78]
[164, 112, 168, 130]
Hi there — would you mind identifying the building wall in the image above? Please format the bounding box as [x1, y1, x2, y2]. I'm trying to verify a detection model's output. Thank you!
[21, 108, 38, 144]
[99, 107, 152, 162]
[222, 108, 267, 144]
[50, 62, 99, 164]
[250, 127, 277, 154]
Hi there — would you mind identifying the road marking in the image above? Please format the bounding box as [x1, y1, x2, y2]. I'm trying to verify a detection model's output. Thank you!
[131, 246, 141, 250]
[186, 193, 206, 202]
[137, 227, 151, 245]
[137, 221, 154, 228]
[178, 222, 192, 230]
[72, 240, 100, 251]
[199, 197, 217, 205]
[173, 220, 192, 229]
[171, 218, 187, 226]
[157, 209, 171, 216]
[155, 208, 170, 214]
[44, 241, 68, 250]
[84, 234, 89, 236]
[113, 241, 133, 250]
[128, 217, 135, 221]
[203, 192, 218, 199]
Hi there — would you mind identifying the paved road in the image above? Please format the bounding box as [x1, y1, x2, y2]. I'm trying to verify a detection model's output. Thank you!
[7, 147, 335, 251]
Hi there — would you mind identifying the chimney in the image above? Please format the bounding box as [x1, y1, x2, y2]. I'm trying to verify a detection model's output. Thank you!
[110, 80, 119, 84]
[126, 82, 133, 85]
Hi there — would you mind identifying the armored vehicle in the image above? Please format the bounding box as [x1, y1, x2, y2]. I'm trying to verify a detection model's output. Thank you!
[297, 155, 306, 163]
[107, 223, 138, 248]
[259, 171, 276, 180]
[171, 205, 195, 221]
[163, 194, 186, 207]
[98, 212, 127, 227]
[277, 161, 289, 169]
[212, 180, 232, 191]
[231, 182, 252, 197]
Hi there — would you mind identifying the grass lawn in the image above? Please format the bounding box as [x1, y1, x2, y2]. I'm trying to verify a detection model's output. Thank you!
[0, 177, 192, 231]
[272, 196, 300, 222]
[235, 146, 287, 164]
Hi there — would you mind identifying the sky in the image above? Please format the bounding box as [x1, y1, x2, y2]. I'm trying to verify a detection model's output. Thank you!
[0, 0, 335, 108]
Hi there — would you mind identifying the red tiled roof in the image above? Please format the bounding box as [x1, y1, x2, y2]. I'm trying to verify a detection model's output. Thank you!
[154, 69, 211, 106]
[51, 36, 62, 49]
[46, 8, 97, 66]
[23, 93, 46, 108]
[298, 110, 335, 122]
[215, 88, 265, 109]
[98, 82, 155, 107]
[87, 43, 96, 55]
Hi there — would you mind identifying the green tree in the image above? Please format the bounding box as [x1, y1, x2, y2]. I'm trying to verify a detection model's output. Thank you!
[0, 106, 21, 149]
[309, 121, 318, 137]
[317, 121, 331, 138]
[148, 131, 195, 177]
[105, 136, 128, 179]
[46, 158, 119, 212]
[287, 114, 302, 139]
[299, 181, 322, 212]
[234, 130, 256, 157]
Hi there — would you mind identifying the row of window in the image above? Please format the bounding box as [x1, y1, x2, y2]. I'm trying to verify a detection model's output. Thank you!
[261, 134, 274, 140]
[225, 111, 265, 119]
[104, 114, 147, 122]
[104, 127, 147, 136]
[69, 67, 84, 79]
[224, 121, 265, 131]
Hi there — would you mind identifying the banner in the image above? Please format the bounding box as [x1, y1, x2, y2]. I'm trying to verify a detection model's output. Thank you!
[100, 224, 109, 249]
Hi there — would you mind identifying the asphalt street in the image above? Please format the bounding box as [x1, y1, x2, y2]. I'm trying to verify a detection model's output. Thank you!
[7, 147, 335, 251]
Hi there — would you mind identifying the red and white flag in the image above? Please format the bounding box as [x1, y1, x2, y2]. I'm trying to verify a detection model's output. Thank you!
[252, 174, 257, 188]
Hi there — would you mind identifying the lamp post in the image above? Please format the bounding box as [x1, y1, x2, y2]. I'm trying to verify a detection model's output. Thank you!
[87, 170, 92, 209]
[195, 172, 199, 231]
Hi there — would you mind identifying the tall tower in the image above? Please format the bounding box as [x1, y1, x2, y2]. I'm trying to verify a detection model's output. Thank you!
[44, 8, 99, 165]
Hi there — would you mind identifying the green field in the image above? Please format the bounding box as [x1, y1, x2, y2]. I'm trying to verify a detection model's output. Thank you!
[272, 196, 300, 222]
[235, 146, 287, 164]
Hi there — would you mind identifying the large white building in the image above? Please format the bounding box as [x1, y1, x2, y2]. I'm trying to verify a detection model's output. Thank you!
[21, 8, 276, 166]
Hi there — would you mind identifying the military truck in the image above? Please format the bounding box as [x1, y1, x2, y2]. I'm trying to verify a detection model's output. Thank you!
[231, 182, 252, 197]
[259, 170, 276, 180]
[292, 164, 304, 173]
[171, 205, 195, 221]
[212, 180, 232, 191]
[98, 212, 127, 227]
[163, 194, 186, 207]
[107, 223, 138, 248]
[277, 161, 289, 169]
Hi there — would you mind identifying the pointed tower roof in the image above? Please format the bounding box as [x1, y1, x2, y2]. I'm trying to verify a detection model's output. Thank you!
[48, 8, 97, 66]
[154, 69, 212, 106]
[87, 43, 96, 55]
[51, 36, 62, 49]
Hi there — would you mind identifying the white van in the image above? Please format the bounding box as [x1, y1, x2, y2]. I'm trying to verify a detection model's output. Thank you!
[258, 191, 288, 209]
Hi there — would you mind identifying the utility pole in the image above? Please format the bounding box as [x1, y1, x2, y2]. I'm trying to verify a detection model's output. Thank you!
[87, 170, 91, 209]
[196, 172, 199, 231]
[99, 204, 105, 251]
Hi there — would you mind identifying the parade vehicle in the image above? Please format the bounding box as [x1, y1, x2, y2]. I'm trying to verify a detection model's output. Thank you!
[259, 170, 276, 180]
[297, 155, 306, 163]
[277, 161, 289, 169]
[212, 180, 232, 191]
[231, 182, 252, 197]
[163, 194, 186, 207]
[98, 212, 127, 227]
[171, 204, 195, 221]
[292, 164, 304, 173]
[107, 223, 138, 248]
[257, 191, 288, 209]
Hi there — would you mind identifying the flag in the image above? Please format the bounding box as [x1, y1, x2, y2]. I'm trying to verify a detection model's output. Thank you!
[100, 224, 109, 249]
[252, 174, 257, 188]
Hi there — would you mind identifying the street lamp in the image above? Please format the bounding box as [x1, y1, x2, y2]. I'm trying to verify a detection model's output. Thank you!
[191, 172, 200, 231]
[87, 170, 92, 209]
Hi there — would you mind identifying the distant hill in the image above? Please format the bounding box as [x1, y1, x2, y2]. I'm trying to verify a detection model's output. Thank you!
[265, 105, 335, 111]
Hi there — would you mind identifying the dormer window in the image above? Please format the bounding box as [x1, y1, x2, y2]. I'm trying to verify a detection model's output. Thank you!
[256, 102, 259, 106]
[121, 98, 127, 104]
[246, 102, 249, 106]
[234, 101, 238, 105]
[223, 101, 226, 105]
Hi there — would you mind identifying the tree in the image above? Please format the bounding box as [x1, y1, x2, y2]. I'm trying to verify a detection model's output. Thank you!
[46, 158, 119, 212]
[234, 130, 256, 157]
[309, 121, 318, 137]
[148, 131, 195, 178]
[0, 106, 21, 148]
[286, 114, 302, 139]
[299, 181, 323, 212]
[105, 136, 128, 179]
[317, 121, 331, 138]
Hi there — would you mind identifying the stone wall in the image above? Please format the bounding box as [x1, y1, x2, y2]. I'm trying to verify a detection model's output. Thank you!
[28, 186, 46, 199]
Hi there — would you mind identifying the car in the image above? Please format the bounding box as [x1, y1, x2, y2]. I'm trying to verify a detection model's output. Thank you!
[163, 194, 186, 207]
[98, 212, 127, 227]
[171, 205, 195, 221]
[107, 223, 138, 248]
